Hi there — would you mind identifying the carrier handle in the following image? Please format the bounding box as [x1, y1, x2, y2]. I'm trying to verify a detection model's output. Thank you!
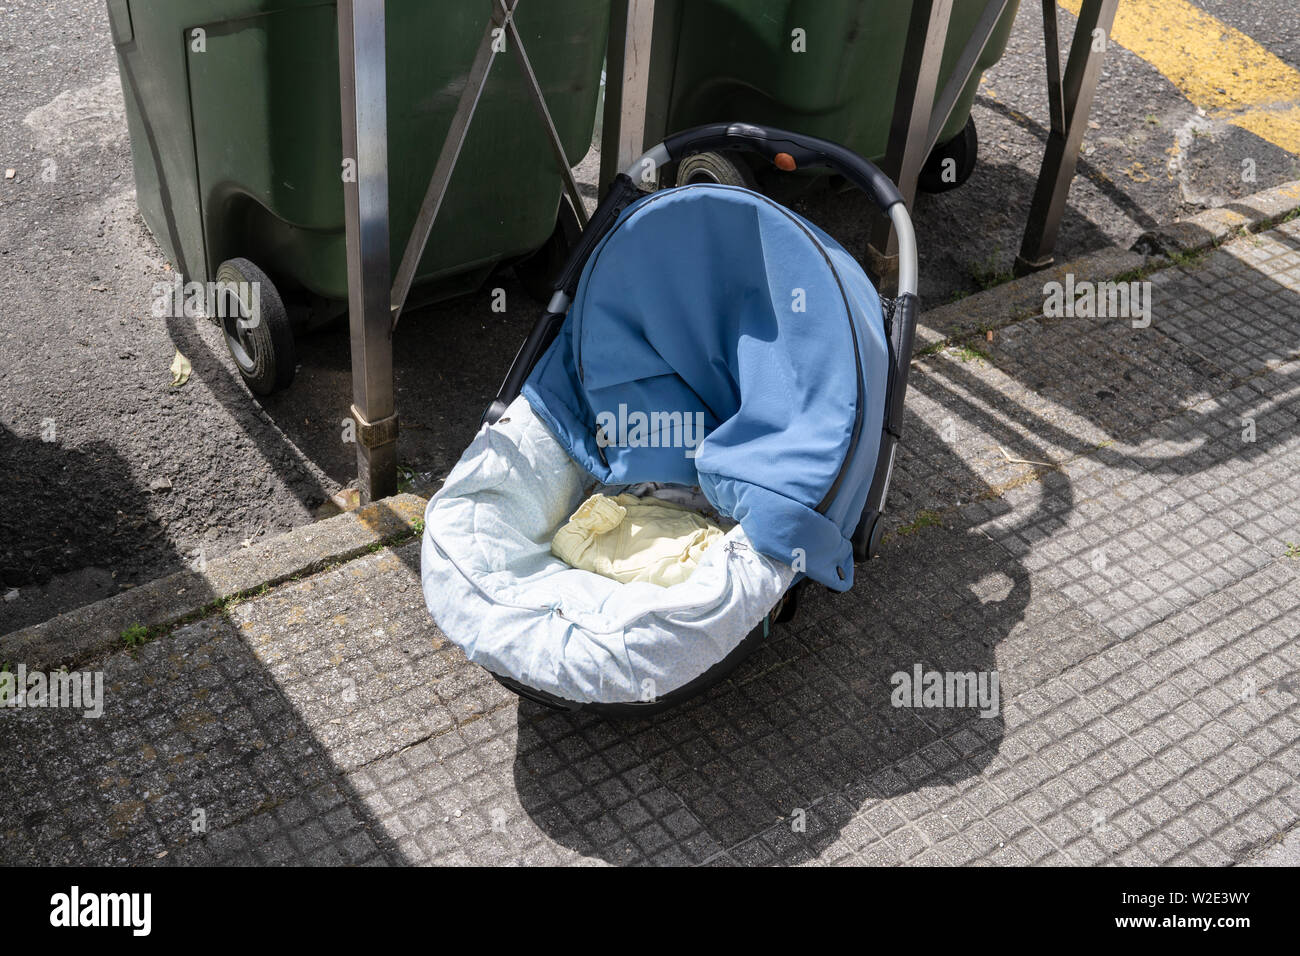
[635, 123, 917, 298]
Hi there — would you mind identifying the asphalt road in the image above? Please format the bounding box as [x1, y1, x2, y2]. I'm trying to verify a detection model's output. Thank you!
[1, 0, 1298, 631]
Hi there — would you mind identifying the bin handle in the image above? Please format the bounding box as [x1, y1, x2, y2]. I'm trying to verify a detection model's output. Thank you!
[629, 122, 917, 298]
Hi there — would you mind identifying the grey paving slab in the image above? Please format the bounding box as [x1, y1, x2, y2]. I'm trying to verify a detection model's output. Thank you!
[0, 493, 429, 672]
[1148, 219, 1300, 382]
[0, 506, 1093, 866]
[13, 496, 1290, 867]
[177, 547, 1298, 868]
[725, 562, 1300, 866]
[892, 228, 1300, 647]
[221, 546, 514, 773]
[979, 369, 1300, 640]
[1, 616, 350, 864]
[889, 222, 1300, 527]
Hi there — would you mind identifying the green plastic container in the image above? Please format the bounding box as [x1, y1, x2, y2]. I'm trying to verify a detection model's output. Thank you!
[644, 0, 1019, 173]
[106, 0, 608, 302]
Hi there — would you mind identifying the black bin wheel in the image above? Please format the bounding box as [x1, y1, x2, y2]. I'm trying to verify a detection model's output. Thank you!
[674, 150, 758, 190]
[215, 257, 295, 395]
[515, 195, 583, 304]
[918, 115, 978, 194]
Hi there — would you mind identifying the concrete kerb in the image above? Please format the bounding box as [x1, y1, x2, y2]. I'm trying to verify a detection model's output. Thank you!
[916, 245, 1148, 349]
[0, 492, 428, 671]
[1132, 179, 1300, 258]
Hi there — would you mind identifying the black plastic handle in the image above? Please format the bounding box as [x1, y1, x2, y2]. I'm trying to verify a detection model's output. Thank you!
[662, 122, 905, 212]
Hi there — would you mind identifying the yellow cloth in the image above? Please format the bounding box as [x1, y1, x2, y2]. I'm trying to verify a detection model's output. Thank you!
[551, 493, 724, 587]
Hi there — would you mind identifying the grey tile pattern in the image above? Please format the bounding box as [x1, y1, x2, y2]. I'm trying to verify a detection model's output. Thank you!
[980, 378, 1300, 638]
[1151, 221, 1300, 382]
[2, 618, 343, 865]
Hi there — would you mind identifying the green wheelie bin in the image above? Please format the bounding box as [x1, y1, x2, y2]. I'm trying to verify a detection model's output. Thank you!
[643, 0, 1019, 193]
[106, 0, 607, 394]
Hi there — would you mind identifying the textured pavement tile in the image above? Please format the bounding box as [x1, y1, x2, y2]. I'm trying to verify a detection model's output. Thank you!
[1151, 221, 1300, 382]
[978, 376, 1300, 640]
[224, 545, 516, 773]
[888, 224, 1299, 532]
[1, 617, 346, 865]
[681, 565, 1300, 867]
[10, 527, 1293, 868]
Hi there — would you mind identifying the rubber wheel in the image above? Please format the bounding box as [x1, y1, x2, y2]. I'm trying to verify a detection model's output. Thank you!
[515, 196, 582, 304]
[674, 151, 758, 190]
[918, 116, 978, 194]
[215, 257, 295, 395]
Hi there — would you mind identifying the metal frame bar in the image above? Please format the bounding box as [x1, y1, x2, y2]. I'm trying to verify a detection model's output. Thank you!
[338, 0, 397, 503]
[863, 0, 1116, 283]
[340, 0, 603, 497]
[497, 0, 590, 230]
[924, 0, 1012, 156]
[389, 0, 594, 326]
[389, 0, 590, 329]
[1041, 0, 1067, 134]
[1015, 0, 1120, 273]
[388, 4, 510, 323]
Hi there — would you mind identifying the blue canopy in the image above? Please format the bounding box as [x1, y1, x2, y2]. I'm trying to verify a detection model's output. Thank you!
[523, 184, 889, 590]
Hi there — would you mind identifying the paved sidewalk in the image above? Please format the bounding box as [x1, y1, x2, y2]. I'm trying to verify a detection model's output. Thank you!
[3, 218, 1299, 866]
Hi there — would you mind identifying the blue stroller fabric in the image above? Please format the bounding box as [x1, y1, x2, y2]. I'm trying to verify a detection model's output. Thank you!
[524, 184, 890, 591]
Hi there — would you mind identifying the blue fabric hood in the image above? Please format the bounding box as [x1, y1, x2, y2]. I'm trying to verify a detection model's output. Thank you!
[523, 184, 890, 590]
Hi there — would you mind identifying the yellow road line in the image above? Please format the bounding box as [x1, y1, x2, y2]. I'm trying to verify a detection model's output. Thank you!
[1059, 0, 1300, 155]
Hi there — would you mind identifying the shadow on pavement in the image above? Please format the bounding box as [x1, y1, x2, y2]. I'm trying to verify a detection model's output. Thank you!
[0, 606, 408, 866]
[496, 224, 1294, 863]
[139, 130, 1295, 865]
[0, 425, 186, 634]
[504, 409, 1068, 864]
[952, 237, 1300, 478]
[163, 314, 335, 508]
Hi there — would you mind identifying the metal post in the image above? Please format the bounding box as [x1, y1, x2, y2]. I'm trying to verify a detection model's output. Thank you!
[339, 0, 398, 502]
[1014, 0, 1119, 274]
[868, 0, 953, 289]
[599, 0, 656, 194]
